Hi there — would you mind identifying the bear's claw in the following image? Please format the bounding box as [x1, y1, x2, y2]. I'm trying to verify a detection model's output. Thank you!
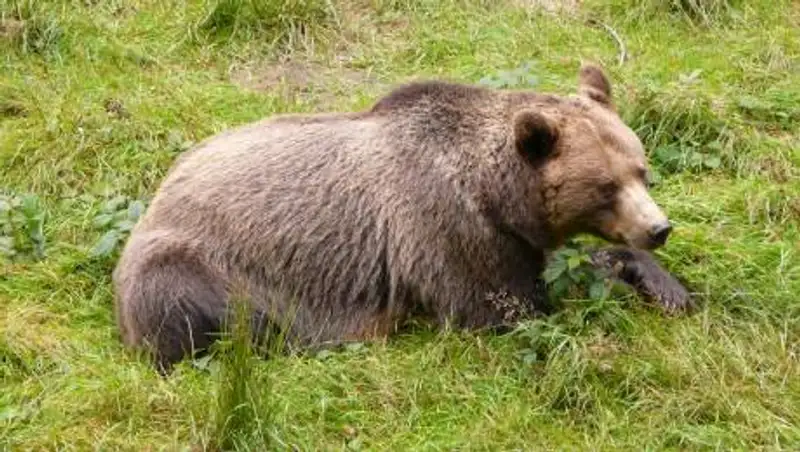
[589, 246, 695, 314]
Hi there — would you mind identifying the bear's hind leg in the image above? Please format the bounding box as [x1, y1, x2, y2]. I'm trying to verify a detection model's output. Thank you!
[116, 239, 229, 374]
[588, 246, 694, 313]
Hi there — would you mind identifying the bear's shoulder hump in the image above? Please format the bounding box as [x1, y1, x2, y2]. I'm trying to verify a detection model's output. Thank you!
[370, 80, 490, 114]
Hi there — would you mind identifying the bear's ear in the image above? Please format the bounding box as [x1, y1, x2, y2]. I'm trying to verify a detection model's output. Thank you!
[578, 63, 614, 110]
[513, 110, 558, 163]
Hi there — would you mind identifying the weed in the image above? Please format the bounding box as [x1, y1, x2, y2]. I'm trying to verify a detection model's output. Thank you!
[667, 0, 743, 26]
[89, 195, 147, 259]
[0, 0, 65, 57]
[512, 304, 635, 415]
[543, 241, 631, 305]
[514, 314, 582, 365]
[0, 86, 27, 118]
[369, 0, 426, 14]
[596, 0, 744, 27]
[0, 191, 46, 261]
[210, 293, 274, 450]
[194, 0, 336, 52]
[620, 75, 735, 176]
[736, 91, 800, 132]
[478, 60, 540, 89]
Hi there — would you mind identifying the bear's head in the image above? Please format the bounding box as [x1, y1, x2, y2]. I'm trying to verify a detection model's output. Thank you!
[512, 63, 671, 250]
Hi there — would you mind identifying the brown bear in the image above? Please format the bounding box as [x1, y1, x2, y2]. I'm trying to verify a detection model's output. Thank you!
[112, 63, 691, 373]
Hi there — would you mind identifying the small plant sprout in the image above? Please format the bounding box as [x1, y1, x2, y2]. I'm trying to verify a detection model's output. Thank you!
[89, 195, 147, 258]
[0, 192, 46, 262]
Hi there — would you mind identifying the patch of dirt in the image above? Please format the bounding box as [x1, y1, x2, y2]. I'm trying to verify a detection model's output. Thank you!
[0, 18, 25, 40]
[585, 332, 622, 372]
[792, 2, 800, 27]
[0, 100, 27, 118]
[513, 0, 582, 15]
[230, 57, 386, 111]
[103, 98, 130, 119]
[790, 197, 800, 221]
[753, 155, 794, 184]
[339, 0, 411, 33]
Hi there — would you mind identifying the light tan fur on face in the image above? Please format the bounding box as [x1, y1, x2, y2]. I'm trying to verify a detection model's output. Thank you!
[613, 179, 669, 248]
[535, 65, 671, 250]
[591, 102, 670, 249]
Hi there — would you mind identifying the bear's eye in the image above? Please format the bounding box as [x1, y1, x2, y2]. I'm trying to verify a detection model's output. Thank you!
[600, 180, 618, 199]
[637, 167, 652, 187]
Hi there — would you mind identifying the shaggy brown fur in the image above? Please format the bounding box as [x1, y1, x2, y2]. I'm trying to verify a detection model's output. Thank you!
[113, 63, 691, 373]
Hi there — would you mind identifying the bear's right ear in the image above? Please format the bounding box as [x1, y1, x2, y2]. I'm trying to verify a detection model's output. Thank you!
[513, 110, 559, 164]
[578, 63, 615, 110]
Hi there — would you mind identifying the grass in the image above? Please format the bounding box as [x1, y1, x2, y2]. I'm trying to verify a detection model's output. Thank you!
[1, 0, 799, 449]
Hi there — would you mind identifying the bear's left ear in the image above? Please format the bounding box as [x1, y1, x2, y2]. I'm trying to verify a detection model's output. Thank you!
[513, 109, 559, 164]
[578, 63, 615, 110]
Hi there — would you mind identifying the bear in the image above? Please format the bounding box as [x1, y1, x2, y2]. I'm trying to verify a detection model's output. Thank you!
[112, 63, 691, 373]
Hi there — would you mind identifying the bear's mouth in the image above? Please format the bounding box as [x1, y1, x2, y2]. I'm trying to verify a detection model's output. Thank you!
[599, 230, 650, 250]
[611, 231, 665, 251]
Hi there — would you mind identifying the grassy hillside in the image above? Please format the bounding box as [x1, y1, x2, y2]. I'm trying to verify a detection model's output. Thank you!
[2, 0, 799, 449]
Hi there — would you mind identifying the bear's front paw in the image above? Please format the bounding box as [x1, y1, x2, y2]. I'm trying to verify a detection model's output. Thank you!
[639, 270, 694, 315]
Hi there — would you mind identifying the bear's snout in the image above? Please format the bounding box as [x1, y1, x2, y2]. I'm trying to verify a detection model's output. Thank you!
[608, 180, 672, 250]
[648, 221, 672, 247]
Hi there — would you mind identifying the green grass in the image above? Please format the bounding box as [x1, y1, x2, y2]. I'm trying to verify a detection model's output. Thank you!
[2, 0, 799, 449]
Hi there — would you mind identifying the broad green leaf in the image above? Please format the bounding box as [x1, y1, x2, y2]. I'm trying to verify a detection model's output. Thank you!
[689, 151, 705, 166]
[19, 194, 40, 214]
[561, 248, 579, 257]
[550, 277, 570, 299]
[654, 145, 681, 163]
[0, 236, 14, 255]
[192, 355, 213, 371]
[104, 195, 128, 213]
[589, 279, 609, 301]
[0, 407, 22, 422]
[113, 209, 129, 222]
[93, 214, 114, 229]
[543, 259, 567, 284]
[127, 200, 146, 220]
[522, 352, 538, 365]
[704, 155, 721, 169]
[115, 219, 136, 232]
[90, 230, 120, 257]
[345, 342, 367, 354]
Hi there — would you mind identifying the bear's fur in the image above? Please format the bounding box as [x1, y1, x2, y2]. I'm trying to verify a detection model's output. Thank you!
[113, 63, 691, 372]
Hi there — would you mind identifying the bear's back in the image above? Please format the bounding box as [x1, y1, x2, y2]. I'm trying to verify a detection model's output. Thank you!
[142, 81, 509, 235]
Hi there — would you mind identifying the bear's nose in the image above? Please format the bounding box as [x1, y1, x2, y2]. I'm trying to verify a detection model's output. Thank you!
[649, 222, 673, 246]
